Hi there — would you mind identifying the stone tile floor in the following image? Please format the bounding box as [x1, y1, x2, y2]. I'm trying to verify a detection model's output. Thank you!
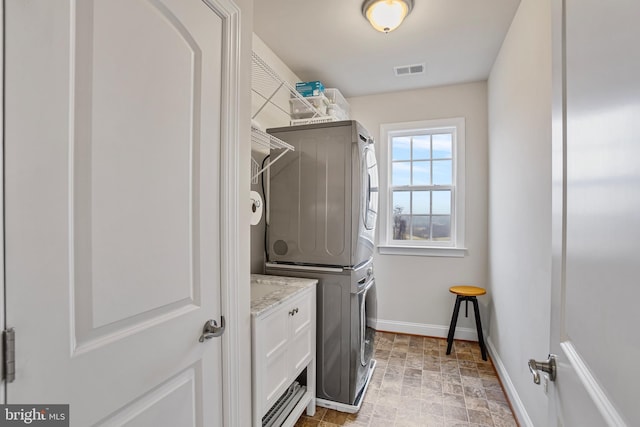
[295, 331, 518, 427]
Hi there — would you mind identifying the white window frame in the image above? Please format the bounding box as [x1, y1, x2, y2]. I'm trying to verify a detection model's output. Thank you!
[377, 118, 466, 257]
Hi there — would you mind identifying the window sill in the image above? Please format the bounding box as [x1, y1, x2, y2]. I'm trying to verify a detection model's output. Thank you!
[377, 245, 467, 258]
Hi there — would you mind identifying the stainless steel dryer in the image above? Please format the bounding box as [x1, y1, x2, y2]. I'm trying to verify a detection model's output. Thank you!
[267, 120, 378, 268]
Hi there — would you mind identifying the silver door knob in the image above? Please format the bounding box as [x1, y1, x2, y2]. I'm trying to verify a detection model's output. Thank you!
[199, 316, 225, 342]
[528, 354, 557, 384]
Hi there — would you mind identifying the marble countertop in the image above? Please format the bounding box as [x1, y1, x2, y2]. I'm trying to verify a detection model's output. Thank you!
[250, 274, 317, 317]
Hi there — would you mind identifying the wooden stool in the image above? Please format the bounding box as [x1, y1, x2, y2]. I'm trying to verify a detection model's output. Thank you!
[446, 285, 487, 361]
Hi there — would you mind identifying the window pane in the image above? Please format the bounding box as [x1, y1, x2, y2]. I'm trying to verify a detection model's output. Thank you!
[432, 160, 452, 185]
[432, 133, 452, 159]
[392, 136, 411, 160]
[384, 121, 462, 248]
[412, 191, 430, 215]
[412, 161, 431, 185]
[412, 135, 430, 160]
[432, 215, 451, 241]
[392, 191, 410, 215]
[410, 216, 430, 240]
[392, 162, 410, 185]
[392, 215, 410, 240]
[432, 190, 451, 214]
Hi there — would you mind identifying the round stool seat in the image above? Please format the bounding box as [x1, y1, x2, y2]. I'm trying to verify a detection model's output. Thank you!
[449, 285, 486, 297]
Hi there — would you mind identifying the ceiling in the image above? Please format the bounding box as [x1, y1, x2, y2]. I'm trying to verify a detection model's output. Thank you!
[253, 0, 521, 98]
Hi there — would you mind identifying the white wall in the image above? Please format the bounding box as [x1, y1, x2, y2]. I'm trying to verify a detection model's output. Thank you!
[348, 82, 489, 339]
[486, 0, 552, 425]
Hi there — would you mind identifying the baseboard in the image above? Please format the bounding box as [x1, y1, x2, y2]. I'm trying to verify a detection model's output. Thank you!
[486, 337, 534, 427]
[374, 319, 480, 342]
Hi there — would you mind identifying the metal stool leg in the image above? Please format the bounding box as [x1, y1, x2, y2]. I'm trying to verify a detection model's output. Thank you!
[471, 297, 488, 361]
[446, 295, 463, 355]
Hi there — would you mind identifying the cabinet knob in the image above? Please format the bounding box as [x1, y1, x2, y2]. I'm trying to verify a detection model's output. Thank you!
[289, 307, 299, 316]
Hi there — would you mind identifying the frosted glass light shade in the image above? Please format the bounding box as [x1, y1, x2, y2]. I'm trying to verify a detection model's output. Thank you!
[363, 0, 414, 33]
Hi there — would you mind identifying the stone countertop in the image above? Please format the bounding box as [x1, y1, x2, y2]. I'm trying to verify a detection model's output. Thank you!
[250, 274, 317, 317]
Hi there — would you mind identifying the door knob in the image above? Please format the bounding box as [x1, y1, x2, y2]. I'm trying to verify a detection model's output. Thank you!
[528, 354, 557, 384]
[199, 316, 226, 342]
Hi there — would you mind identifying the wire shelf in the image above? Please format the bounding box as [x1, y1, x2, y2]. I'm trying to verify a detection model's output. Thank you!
[290, 116, 340, 126]
[251, 125, 294, 181]
[251, 51, 324, 121]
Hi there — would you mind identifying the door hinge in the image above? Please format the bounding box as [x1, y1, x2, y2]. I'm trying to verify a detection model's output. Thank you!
[3, 328, 16, 383]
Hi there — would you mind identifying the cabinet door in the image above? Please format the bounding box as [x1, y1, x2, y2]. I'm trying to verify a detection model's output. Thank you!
[260, 307, 290, 413]
[290, 291, 314, 375]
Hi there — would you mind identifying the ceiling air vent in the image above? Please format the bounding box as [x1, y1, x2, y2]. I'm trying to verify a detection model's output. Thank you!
[394, 63, 425, 77]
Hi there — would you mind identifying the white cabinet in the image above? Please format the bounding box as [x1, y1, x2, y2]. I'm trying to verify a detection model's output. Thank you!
[252, 286, 316, 427]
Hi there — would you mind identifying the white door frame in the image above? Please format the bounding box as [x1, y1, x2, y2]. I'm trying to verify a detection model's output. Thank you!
[213, 0, 247, 425]
[0, 0, 5, 405]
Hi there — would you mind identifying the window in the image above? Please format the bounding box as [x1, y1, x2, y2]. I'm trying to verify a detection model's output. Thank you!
[378, 118, 466, 257]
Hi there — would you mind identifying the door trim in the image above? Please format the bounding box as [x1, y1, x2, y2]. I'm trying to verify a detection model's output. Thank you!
[207, 0, 244, 425]
[0, 0, 5, 405]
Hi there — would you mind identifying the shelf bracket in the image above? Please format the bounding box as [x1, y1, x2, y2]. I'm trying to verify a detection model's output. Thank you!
[251, 125, 295, 181]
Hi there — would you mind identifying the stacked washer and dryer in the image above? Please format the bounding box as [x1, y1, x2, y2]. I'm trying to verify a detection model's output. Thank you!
[265, 120, 379, 413]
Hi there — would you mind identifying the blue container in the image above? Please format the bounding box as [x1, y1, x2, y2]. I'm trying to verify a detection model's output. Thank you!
[295, 81, 325, 97]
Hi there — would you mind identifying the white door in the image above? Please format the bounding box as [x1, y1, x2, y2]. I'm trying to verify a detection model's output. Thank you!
[548, 0, 640, 425]
[4, 0, 241, 425]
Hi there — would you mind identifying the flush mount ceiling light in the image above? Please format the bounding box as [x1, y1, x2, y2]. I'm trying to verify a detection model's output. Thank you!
[362, 0, 414, 33]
